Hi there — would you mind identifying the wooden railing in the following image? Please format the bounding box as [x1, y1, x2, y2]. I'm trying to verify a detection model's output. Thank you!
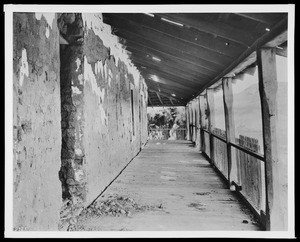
[201, 128, 266, 224]
[148, 128, 186, 140]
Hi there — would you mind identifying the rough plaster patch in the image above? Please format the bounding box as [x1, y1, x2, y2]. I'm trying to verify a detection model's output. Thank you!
[108, 69, 112, 87]
[83, 56, 107, 125]
[72, 86, 82, 95]
[78, 74, 83, 85]
[74, 170, 84, 182]
[75, 148, 82, 156]
[75, 58, 81, 72]
[35, 13, 55, 28]
[45, 26, 50, 38]
[81, 13, 141, 87]
[19, 49, 29, 86]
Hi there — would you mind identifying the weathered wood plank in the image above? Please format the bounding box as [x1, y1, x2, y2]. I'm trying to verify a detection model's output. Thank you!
[222, 77, 238, 187]
[186, 105, 191, 140]
[257, 47, 286, 230]
[206, 89, 215, 165]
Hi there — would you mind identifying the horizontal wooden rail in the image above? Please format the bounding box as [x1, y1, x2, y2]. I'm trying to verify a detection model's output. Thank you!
[201, 128, 265, 161]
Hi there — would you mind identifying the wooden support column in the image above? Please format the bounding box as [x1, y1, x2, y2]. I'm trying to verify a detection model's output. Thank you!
[257, 47, 286, 231]
[222, 77, 238, 188]
[185, 104, 191, 140]
[192, 101, 197, 143]
[206, 89, 215, 164]
[195, 97, 201, 150]
[189, 103, 193, 141]
[199, 95, 206, 152]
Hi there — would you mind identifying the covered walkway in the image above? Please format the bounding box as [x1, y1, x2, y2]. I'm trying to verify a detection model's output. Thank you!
[76, 140, 261, 231]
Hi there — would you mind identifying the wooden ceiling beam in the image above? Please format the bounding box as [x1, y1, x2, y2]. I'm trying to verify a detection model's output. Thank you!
[138, 68, 205, 91]
[105, 20, 231, 67]
[156, 92, 164, 106]
[130, 53, 214, 80]
[155, 13, 256, 47]
[144, 76, 198, 93]
[140, 69, 200, 89]
[149, 90, 181, 102]
[134, 62, 207, 86]
[117, 34, 225, 71]
[104, 13, 245, 57]
[112, 26, 234, 66]
[234, 13, 285, 25]
[128, 47, 217, 77]
[148, 88, 188, 104]
[146, 83, 192, 98]
[145, 78, 197, 95]
[148, 97, 153, 107]
[124, 41, 222, 73]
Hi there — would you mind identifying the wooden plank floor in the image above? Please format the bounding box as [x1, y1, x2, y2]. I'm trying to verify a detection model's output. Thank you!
[77, 140, 262, 231]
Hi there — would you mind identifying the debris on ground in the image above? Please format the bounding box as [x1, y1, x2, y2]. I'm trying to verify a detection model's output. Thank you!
[188, 202, 206, 210]
[242, 219, 249, 224]
[81, 194, 164, 218]
[69, 194, 165, 231]
[194, 192, 211, 196]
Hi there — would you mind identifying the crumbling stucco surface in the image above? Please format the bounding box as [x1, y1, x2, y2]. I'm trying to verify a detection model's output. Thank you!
[13, 13, 62, 230]
[58, 13, 148, 230]
[81, 13, 148, 205]
[13, 12, 148, 231]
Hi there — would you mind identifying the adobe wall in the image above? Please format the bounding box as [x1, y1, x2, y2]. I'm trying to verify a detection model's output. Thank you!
[57, 13, 149, 229]
[13, 13, 62, 230]
[13, 12, 148, 231]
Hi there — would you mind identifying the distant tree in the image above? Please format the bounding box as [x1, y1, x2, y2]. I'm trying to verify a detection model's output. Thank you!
[147, 107, 186, 129]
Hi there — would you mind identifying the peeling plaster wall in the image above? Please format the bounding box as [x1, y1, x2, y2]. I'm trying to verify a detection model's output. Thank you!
[13, 13, 61, 230]
[81, 13, 148, 204]
[12, 12, 148, 231]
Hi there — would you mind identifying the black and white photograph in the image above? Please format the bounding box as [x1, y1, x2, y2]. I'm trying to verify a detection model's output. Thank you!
[4, 4, 295, 238]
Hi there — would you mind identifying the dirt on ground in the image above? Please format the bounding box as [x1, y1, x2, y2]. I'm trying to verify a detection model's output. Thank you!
[68, 194, 164, 231]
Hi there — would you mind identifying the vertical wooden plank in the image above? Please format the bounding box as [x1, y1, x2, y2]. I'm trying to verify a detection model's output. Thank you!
[192, 101, 197, 143]
[222, 77, 238, 187]
[195, 98, 201, 150]
[206, 89, 215, 164]
[189, 103, 193, 141]
[185, 105, 190, 140]
[199, 95, 206, 152]
[257, 47, 286, 230]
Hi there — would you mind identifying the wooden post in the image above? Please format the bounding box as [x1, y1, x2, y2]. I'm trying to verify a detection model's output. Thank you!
[196, 97, 201, 151]
[257, 48, 286, 231]
[185, 104, 190, 140]
[222, 77, 238, 188]
[192, 101, 197, 143]
[189, 103, 193, 141]
[199, 95, 206, 152]
[206, 89, 215, 164]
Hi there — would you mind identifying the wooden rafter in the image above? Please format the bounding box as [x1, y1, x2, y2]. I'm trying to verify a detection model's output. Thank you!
[135, 62, 207, 85]
[112, 27, 234, 66]
[130, 54, 213, 81]
[119, 35, 226, 71]
[234, 13, 284, 25]
[156, 92, 164, 106]
[155, 13, 256, 47]
[104, 13, 245, 57]
[128, 46, 218, 77]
